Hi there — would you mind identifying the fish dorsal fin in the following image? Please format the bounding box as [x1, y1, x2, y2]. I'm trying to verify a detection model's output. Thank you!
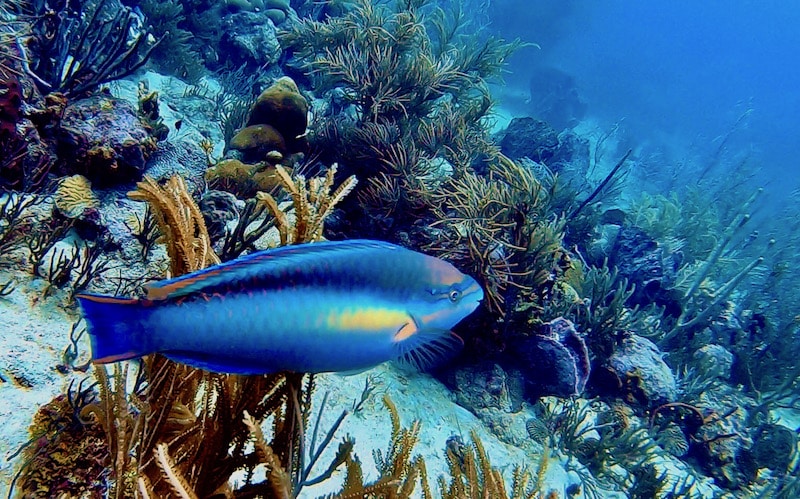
[145, 239, 402, 301]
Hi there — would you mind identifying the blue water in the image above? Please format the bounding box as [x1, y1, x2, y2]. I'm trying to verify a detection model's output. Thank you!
[491, 0, 800, 197]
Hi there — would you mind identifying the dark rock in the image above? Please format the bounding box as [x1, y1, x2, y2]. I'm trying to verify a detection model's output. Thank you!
[219, 11, 282, 69]
[598, 334, 677, 409]
[693, 403, 749, 489]
[610, 226, 683, 317]
[509, 317, 590, 400]
[446, 362, 530, 446]
[600, 208, 626, 226]
[56, 95, 156, 186]
[527, 66, 587, 130]
[200, 190, 240, 242]
[449, 362, 524, 414]
[499, 117, 559, 162]
[738, 423, 796, 481]
[0, 76, 22, 140]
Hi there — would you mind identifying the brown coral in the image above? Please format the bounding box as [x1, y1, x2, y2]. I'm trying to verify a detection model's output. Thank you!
[15, 390, 110, 498]
[206, 158, 288, 198]
[229, 123, 287, 160]
[54, 174, 100, 218]
[127, 175, 220, 278]
[247, 76, 308, 145]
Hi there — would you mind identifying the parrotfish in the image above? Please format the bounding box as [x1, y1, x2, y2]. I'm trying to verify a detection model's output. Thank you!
[76, 239, 483, 374]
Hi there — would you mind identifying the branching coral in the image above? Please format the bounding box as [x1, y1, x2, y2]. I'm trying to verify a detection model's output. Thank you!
[124, 206, 160, 261]
[20, 0, 160, 97]
[218, 196, 276, 260]
[281, 0, 518, 176]
[128, 175, 220, 277]
[439, 429, 539, 499]
[424, 156, 566, 315]
[659, 188, 765, 345]
[258, 163, 357, 246]
[0, 191, 40, 257]
[567, 264, 637, 359]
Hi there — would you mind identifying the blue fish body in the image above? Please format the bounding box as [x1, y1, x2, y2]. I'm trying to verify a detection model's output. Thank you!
[76, 240, 483, 374]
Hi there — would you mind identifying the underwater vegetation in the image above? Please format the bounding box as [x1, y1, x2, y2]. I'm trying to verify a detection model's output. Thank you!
[1, 0, 800, 497]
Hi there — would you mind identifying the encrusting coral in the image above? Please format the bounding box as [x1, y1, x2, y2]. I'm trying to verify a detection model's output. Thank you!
[247, 76, 309, 150]
[206, 158, 288, 200]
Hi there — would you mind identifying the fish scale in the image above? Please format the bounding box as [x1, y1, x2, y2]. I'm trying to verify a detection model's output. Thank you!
[77, 239, 484, 374]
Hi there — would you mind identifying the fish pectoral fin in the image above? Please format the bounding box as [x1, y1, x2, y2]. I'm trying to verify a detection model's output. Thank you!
[393, 318, 419, 342]
[392, 327, 462, 372]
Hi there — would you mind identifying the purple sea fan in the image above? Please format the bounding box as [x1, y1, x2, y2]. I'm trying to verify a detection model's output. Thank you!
[542, 317, 591, 394]
[512, 317, 591, 399]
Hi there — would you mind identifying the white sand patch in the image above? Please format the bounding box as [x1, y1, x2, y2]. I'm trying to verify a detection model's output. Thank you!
[0, 273, 85, 497]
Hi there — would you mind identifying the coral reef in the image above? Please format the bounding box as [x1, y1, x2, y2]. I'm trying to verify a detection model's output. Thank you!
[56, 94, 158, 185]
[22, 0, 159, 97]
[281, 0, 519, 178]
[2, 1, 799, 497]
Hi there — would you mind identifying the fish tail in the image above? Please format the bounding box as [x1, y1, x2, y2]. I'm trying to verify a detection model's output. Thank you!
[75, 294, 153, 363]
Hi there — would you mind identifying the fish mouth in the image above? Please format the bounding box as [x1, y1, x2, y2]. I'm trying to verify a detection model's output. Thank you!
[463, 280, 484, 305]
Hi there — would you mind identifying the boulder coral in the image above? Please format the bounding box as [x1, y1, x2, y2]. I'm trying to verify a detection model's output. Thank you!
[55, 95, 157, 186]
[229, 123, 287, 160]
[226, 0, 291, 24]
[220, 77, 308, 196]
[205, 158, 288, 198]
[53, 174, 99, 219]
[246, 76, 308, 152]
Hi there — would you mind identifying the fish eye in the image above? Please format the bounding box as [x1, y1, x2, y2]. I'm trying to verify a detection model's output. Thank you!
[449, 289, 461, 302]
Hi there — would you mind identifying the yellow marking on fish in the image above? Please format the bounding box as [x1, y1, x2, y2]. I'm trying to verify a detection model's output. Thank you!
[328, 307, 410, 334]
